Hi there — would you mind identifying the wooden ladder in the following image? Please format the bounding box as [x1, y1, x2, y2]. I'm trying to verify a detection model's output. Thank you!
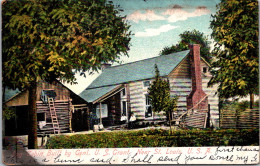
[48, 97, 60, 134]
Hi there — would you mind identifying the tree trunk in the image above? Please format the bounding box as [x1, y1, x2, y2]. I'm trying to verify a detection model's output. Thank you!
[168, 111, 172, 135]
[28, 81, 38, 149]
[250, 93, 254, 109]
[2, 86, 6, 137]
[87, 107, 90, 131]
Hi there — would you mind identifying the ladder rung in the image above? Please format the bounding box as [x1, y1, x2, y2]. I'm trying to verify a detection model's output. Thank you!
[48, 97, 60, 134]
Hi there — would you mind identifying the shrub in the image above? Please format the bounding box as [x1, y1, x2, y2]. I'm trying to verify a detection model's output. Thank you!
[46, 128, 259, 149]
[221, 100, 259, 111]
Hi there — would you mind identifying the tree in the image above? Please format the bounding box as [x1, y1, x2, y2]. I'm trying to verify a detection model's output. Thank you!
[209, 0, 258, 109]
[160, 29, 212, 62]
[3, 0, 131, 148]
[148, 64, 178, 133]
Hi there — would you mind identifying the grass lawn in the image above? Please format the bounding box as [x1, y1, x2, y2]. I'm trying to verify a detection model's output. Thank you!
[46, 128, 259, 149]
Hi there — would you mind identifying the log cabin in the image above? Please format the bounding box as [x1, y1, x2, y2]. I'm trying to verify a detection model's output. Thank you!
[80, 44, 219, 128]
[3, 80, 89, 136]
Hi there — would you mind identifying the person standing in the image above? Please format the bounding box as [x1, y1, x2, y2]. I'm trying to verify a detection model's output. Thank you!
[120, 113, 127, 125]
[129, 112, 136, 129]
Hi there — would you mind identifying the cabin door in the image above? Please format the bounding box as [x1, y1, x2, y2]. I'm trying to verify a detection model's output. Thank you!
[120, 88, 128, 123]
[121, 100, 128, 122]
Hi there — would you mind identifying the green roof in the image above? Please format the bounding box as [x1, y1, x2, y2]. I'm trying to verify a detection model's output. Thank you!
[80, 50, 190, 102]
[4, 88, 20, 102]
[79, 85, 118, 103]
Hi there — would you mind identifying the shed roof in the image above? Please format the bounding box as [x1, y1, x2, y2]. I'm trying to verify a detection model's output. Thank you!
[4, 88, 20, 102]
[80, 50, 190, 102]
[79, 85, 119, 103]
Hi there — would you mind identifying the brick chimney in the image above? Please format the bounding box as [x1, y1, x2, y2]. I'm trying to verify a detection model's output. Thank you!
[186, 44, 208, 110]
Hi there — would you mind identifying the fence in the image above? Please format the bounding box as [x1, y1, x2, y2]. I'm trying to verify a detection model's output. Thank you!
[220, 109, 259, 129]
[181, 109, 208, 128]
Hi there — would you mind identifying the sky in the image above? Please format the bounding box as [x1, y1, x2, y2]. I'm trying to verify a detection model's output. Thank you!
[64, 0, 220, 94]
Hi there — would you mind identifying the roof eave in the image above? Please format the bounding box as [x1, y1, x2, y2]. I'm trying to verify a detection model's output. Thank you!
[92, 84, 124, 104]
[4, 90, 25, 105]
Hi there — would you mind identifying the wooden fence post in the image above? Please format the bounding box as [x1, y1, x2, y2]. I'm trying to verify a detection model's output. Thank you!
[206, 104, 211, 128]
[235, 109, 239, 129]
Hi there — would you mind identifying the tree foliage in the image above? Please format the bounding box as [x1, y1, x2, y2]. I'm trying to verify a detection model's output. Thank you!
[2, 105, 16, 120]
[208, 0, 258, 100]
[148, 65, 170, 113]
[148, 64, 178, 132]
[160, 29, 212, 62]
[3, 0, 131, 90]
[2, 0, 131, 148]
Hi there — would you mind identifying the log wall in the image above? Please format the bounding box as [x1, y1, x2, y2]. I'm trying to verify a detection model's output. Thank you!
[128, 80, 165, 120]
[36, 80, 70, 101]
[129, 81, 146, 119]
[168, 58, 190, 78]
[128, 58, 219, 127]
[5, 80, 70, 107]
[105, 92, 121, 125]
[169, 59, 219, 127]
[36, 100, 71, 134]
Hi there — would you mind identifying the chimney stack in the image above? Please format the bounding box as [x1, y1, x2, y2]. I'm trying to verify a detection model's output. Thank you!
[186, 44, 208, 110]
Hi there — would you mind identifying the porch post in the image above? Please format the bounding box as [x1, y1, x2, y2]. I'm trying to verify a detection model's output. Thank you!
[126, 84, 131, 123]
[99, 102, 102, 125]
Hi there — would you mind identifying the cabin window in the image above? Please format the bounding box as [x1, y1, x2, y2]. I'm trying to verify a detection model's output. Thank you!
[41, 89, 57, 104]
[96, 104, 108, 118]
[37, 113, 45, 121]
[145, 95, 152, 118]
[203, 67, 207, 73]
[121, 88, 126, 97]
[143, 81, 150, 87]
[122, 101, 127, 116]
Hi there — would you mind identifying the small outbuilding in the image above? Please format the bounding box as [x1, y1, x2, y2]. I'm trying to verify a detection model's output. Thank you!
[3, 80, 89, 136]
